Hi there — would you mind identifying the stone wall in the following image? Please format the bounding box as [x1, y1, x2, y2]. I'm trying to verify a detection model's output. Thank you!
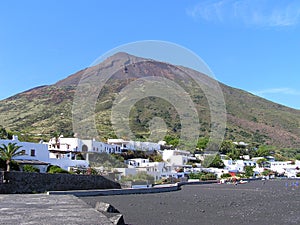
[0, 171, 121, 194]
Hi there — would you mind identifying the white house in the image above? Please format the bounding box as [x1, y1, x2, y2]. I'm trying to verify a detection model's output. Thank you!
[136, 161, 173, 181]
[268, 161, 299, 177]
[48, 137, 125, 170]
[162, 149, 195, 167]
[222, 159, 257, 173]
[107, 139, 133, 152]
[127, 158, 150, 167]
[128, 141, 161, 151]
[120, 158, 173, 181]
[49, 137, 121, 156]
[107, 139, 161, 152]
[0, 135, 50, 173]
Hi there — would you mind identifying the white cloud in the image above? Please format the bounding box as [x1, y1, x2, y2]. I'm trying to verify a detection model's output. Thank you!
[252, 88, 300, 96]
[187, 0, 300, 27]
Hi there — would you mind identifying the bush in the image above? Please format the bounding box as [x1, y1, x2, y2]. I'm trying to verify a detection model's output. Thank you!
[261, 169, 271, 176]
[23, 165, 40, 173]
[189, 172, 217, 180]
[244, 166, 255, 177]
[221, 173, 232, 179]
[121, 171, 155, 183]
[47, 165, 69, 174]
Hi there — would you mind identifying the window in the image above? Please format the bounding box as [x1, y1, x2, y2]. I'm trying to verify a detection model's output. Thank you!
[21, 150, 26, 155]
[30, 149, 35, 157]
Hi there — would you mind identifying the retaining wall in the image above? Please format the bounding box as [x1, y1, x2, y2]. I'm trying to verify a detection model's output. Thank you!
[48, 180, 218, 197]
[0, 171, 121, 194]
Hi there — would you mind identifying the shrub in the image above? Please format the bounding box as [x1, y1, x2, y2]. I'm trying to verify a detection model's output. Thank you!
[120, 172, 155, 183]
[189, 172, 217, 180]
[204, 173, 217, 180]
[221, 173, 232, 179]
[47, 165, 69, 174]
[23, 165, 40, 173]
[244, 166, 255, 177]
[261, 169, 271, 176]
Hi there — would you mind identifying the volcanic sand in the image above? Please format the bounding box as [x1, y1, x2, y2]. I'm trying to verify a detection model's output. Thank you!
[81, 179, 300, 225]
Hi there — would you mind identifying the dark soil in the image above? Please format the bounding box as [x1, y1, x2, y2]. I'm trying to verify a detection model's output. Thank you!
[80, 179, 300, 225]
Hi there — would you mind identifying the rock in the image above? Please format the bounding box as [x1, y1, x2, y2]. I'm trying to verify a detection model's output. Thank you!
[109, 213, 125, 225]
[95, 202, 120, 213]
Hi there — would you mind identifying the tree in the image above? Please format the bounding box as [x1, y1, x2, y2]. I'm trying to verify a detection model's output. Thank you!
[202, 154, 225, 168]
[0, 143, 24, 171]
[0, 126, 13, 139]
[244, 166, 255, 177]
[121, 171, 155, 183]
[210, 154, 225, 168]
[196, 137, 209, 150]
[256, 145, 273, 157]
[23, 165, 40, 173]
[47, 165, 69, 174]
[219, 140, 235, 154]
[256, 158, 267, 167]
[227, 148, 241, 160]
[164, 135, 179, 147]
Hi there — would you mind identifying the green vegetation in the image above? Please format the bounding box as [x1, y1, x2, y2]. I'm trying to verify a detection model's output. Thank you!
[256, 145, 274, 157]
[196, 137, 209, 150]
[47, 165, 69, 174]
[219, 140, 235, 155]
[0, 143, 24, 171]
[188, 171, 217, 180]
[261, 169, 272, 176]
[89, 152, 127, 169]
[256, 158, 267, 167]
[0, 54, 300, 150]
[164, 135, 179, 147]
[23, 165, 40, 173]
[0, 126, 13, 139]
[275, 148, 300, 160]
[111, 150, 163, 164]
[244, 166, 255, 177]
[121, 171, 155, 183]
[220, 173, 232, 179]
[202, 154, 225, 168]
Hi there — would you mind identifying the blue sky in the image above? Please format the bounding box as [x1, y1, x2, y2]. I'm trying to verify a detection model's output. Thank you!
[1, 0, 300, 109]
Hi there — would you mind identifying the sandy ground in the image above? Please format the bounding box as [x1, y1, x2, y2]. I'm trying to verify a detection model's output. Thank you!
[81, 179, 300, 225]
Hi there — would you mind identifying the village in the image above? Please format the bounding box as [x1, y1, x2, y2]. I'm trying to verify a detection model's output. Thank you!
[0, 134, 299, 186]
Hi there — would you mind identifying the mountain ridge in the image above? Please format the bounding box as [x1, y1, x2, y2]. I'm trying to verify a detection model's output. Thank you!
[0, 52, 300, 149]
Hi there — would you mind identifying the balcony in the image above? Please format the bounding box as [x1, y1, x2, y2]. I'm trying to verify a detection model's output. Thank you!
[48, 143, 77, 153]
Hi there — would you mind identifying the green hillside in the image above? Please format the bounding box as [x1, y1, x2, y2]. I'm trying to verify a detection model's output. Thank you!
[0, 52, 300, 151]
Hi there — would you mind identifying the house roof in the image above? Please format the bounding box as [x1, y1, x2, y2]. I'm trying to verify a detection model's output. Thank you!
[14, 159, 50, 166]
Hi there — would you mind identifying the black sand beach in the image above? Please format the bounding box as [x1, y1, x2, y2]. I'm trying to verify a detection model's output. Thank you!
[81, 179, 300, 225]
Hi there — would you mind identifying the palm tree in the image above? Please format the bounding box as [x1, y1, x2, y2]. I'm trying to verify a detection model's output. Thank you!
[0, 143, 24, 171]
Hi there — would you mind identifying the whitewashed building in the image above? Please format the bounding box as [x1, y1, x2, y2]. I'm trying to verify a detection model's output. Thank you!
[222, 159, 257, 173]
[118, 158, 173, 181]
[48, 137, 124, 170]
[128, 141, 161, 151]
[268, 161, 299, 177]
[0, 135, 50, 172]
[107, 139, 161, 152]
[163, 149, 195, 167]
